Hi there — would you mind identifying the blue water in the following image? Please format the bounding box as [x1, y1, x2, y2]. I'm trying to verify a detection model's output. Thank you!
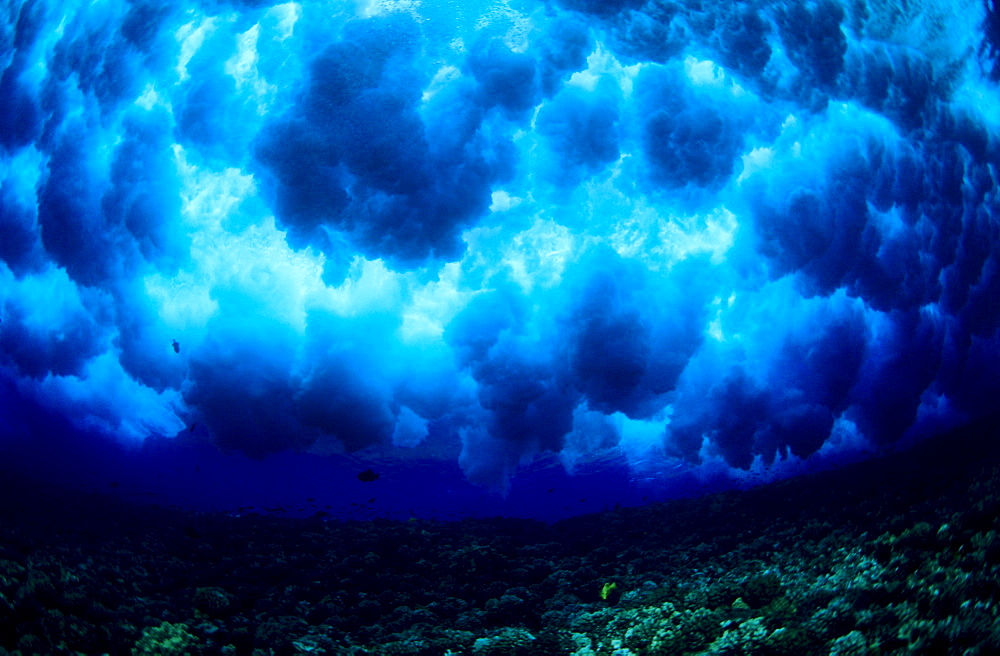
[1, 0, 999, 520]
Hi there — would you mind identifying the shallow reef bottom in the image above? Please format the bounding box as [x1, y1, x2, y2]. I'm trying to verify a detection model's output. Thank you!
[2, 419, 1000, 655]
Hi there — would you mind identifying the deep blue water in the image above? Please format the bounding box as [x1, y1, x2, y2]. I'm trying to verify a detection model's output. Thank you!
[2, 0, 1000, 521]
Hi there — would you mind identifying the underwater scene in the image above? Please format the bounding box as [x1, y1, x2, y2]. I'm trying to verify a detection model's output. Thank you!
[2, 0, 1000, 652]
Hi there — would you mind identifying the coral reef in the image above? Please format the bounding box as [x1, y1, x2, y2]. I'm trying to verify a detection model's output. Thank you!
[1, 425, 999, 654]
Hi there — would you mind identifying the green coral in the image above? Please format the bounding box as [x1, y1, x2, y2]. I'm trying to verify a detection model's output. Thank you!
[132, 621, 197, 656]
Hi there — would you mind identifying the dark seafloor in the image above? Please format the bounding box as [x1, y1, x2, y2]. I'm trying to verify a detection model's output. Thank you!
[2, 418, 1000, 656]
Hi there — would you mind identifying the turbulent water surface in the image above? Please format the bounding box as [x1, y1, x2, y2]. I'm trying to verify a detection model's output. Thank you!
[2, 0, 1000, 514]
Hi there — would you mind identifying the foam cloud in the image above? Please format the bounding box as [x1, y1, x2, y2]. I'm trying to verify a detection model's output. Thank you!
[1, 0, 999, 494]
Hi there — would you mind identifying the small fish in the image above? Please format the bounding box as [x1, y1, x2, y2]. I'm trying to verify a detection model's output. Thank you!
[171, 339, 180, 354]
[357, 469, 379, 482]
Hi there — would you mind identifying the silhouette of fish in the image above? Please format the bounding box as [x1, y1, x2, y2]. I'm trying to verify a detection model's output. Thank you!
[357, 469, 379, 482]
[171, 339, 180, 353]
